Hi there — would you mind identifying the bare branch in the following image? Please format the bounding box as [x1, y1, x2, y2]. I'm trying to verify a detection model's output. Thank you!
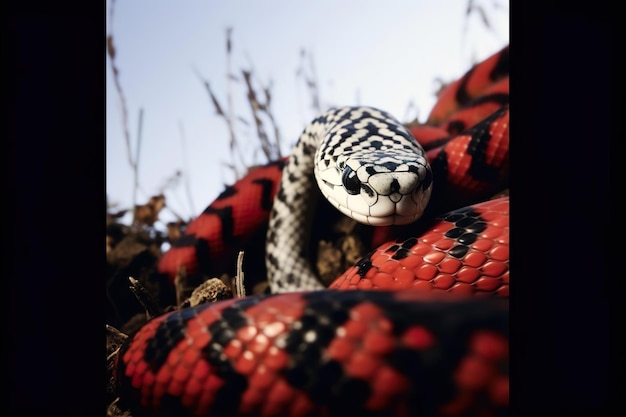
[242, 69, 272, 161]
[295, 48, 323, 124]
[261, 84, 283, 159]
[195, 29, 288, 176]
[225, 27, 242, 178]
[303, 50, 321, 113]
[475, 6, 492, 30]
[128, 276, 164, 319]
[193, 65, 246, 179]
[234, 251, 246, 298]
[463, 0, 504, 40]
[107, 0, 134, 171]
[241, 53, 283, 161]
[132, 108, 144, 222]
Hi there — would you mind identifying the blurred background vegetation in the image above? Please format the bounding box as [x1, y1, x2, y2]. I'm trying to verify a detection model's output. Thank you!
[106, 0, 509, 237]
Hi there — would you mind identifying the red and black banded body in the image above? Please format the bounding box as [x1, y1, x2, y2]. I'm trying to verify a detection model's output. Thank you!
[426, 45, 509, 126]
[330, 196, 508, 295]
[116, 290, 508, 417]
[158, 160, 286, 283]
[437, 77, 509, 136]
[425, 106, 509, 213]
[117, 195, 510, 417]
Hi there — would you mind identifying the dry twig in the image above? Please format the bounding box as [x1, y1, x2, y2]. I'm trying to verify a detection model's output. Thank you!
[128, 276, 164, 319]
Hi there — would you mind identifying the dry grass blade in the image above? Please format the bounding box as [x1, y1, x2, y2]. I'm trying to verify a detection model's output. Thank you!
[196, 27, 285, 179]
[225, 27, 244, 178]
[242, 69, 272, 161]
[106, 324, 128, 360]
[261, 84, 283, 159]
[201, 77, 225, 116]
[132, 108, 144, 222]
[200, 74, 245, 178]
[234, 251, 246, 298]
[465, 0, 493, 34]
[193, 59, 246, 179]
[107, 1, 133, 171]
[296, 49, 322, 114]
[108, 0, 149, 218]
[462, 0, 507, 49]
[403, 100, 420, 126]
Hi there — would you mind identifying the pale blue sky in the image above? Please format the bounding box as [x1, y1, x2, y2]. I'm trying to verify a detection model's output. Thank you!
[106, 0, 509, 227]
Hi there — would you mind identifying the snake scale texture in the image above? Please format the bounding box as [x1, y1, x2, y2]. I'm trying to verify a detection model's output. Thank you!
[115, 45, 510, 417]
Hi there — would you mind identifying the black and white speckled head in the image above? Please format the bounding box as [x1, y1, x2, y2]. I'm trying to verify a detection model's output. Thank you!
[267, 106, 434, 292]
[314, 107, 432, 226]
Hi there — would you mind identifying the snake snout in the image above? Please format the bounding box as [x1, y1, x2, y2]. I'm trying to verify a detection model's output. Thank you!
[355, 170, 430, 224]
[368, 170, 427, 200]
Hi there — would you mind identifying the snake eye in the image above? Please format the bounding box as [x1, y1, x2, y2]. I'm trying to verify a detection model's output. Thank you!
[341, 166, 361, 195]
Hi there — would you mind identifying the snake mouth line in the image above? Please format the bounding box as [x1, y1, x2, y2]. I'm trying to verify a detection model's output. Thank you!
[318, 179, 420, 226]
[335, 200, 420, 226]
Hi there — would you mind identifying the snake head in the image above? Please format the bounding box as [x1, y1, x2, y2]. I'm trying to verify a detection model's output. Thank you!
[315, 152, 432, 226]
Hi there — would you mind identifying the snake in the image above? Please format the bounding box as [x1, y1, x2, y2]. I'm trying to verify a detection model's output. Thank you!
[265, 105, 433, 293]
[114, 45, 510, 417]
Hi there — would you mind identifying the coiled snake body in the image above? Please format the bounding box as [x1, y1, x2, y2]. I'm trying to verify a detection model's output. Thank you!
[116, 45, 510, 417]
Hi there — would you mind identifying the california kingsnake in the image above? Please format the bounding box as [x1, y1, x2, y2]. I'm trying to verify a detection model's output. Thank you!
[115, 45, 510, 416]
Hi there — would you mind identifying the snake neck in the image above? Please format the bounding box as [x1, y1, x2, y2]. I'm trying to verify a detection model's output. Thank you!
[265, 113, 336, 294]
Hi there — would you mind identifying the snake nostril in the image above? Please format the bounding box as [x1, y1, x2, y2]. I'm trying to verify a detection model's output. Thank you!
[390, 178, 401, 194]
[341, 166, 361, 195]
